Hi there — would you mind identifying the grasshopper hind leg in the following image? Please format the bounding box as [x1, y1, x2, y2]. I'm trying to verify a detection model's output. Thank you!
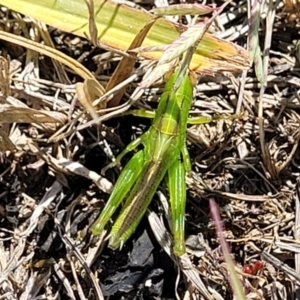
[91, 150, 145, 235]
[168, 158, 187, 256]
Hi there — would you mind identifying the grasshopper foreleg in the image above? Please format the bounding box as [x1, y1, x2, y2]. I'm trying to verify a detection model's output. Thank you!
[102, 131, 149, 174]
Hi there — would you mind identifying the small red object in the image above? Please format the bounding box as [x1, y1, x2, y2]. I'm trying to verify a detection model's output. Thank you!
[242, 264, 253, 274]
[243, 260, 263, 275]
[254, 260, 263, 272]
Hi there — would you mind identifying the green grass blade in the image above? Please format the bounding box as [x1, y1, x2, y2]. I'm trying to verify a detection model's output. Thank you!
[0, 0, 249, 74]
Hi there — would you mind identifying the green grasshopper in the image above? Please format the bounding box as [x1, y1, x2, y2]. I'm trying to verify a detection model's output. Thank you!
[91, 66, 221, 256]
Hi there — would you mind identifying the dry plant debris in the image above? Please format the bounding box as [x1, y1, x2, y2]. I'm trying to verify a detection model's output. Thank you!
[0, 1, 300, 299]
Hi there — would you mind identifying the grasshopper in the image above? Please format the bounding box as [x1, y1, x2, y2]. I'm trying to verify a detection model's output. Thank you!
[92, 65, 226, 256]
